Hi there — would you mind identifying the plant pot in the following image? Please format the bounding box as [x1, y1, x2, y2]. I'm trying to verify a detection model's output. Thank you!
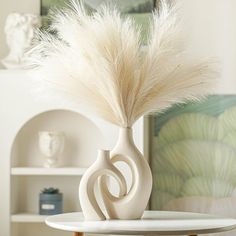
[39, 193, 63, 215]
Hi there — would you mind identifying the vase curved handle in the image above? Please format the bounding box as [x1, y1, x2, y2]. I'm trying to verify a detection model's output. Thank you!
[99, 153, 136, 199]
[79, 150, 127, 221]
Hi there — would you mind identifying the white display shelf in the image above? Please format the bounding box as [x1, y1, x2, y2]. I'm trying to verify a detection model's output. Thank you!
[11, 167, 87, 176]
[11, 213, 48, 223]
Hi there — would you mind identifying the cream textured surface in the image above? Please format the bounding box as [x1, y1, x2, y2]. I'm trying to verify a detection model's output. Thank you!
[79, 128, 152, 221]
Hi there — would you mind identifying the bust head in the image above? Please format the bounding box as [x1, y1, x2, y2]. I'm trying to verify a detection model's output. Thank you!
[2, 13, 41, 68]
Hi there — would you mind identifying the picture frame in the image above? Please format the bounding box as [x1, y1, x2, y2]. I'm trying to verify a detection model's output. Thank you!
[150, 94, 236, 211]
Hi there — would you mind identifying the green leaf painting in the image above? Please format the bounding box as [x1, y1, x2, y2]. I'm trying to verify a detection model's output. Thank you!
[151, 95, 236, 216]
[41, 0, 155, 42]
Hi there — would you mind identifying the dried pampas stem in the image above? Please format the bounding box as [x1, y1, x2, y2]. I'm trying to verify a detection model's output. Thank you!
[28, 0, 217, 127]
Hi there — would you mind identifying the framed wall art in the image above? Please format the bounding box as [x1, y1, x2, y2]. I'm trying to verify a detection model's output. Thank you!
[150, 94, 236, 219]
[40, 0, 156, 42]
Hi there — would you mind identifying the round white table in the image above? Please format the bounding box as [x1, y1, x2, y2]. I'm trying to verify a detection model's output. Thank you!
[46, 211, 236, 236]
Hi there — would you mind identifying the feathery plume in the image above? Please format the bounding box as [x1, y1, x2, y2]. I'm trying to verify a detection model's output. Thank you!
[28, 0, 217, 127]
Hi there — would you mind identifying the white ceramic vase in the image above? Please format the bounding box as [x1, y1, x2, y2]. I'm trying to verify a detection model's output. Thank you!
[79, 149, 126, 220]
[79, 127, 152, 220]
[38, 131, 65, 168]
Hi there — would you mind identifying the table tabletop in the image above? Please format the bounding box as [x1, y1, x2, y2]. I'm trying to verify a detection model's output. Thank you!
[46, 211, 236, 235]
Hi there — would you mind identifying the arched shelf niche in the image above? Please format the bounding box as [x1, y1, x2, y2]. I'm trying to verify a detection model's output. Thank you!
[11, 109, 104, 168]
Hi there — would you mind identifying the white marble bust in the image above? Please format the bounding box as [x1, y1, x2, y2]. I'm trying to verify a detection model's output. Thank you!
[1, 13, 41, 69]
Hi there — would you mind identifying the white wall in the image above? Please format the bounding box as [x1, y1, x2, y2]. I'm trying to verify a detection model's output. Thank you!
[181, 0, 236, 93]
[1, 0, 236, 91]
[0, 69, 144, 236]
[0, 0, 40, 65]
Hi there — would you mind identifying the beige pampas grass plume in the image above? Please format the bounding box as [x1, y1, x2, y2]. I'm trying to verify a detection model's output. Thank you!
[28, 0, 217, 127]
